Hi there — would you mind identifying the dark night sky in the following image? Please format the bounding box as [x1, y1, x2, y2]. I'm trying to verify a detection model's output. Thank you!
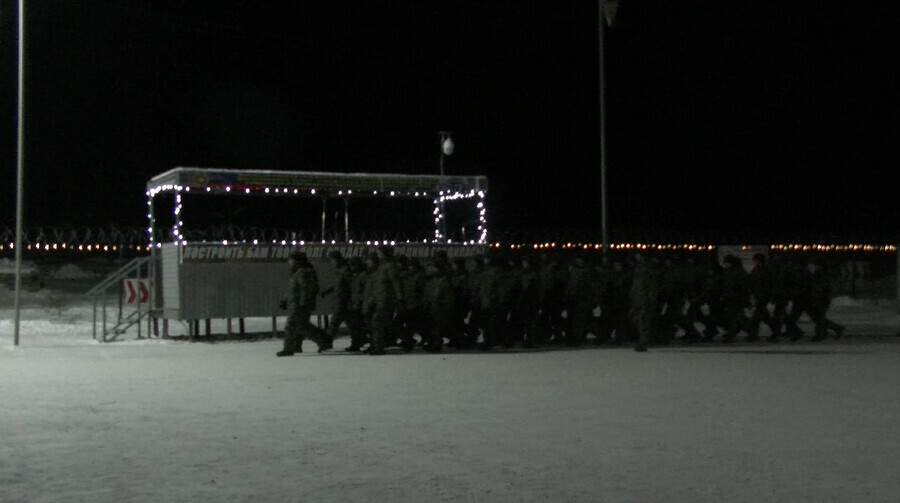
[1, 1, 898, 242]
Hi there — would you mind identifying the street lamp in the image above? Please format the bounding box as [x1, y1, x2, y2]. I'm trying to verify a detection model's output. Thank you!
[437, 131, 453, 241]
[598, 0, 618, 257]
[439, 131, 453, 176]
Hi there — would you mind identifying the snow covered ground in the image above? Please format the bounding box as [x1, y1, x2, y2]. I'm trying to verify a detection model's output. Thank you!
[2, 260, 900, 502]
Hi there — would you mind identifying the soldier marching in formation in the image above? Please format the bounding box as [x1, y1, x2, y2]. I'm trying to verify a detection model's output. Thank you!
[279, 246, 847, 356]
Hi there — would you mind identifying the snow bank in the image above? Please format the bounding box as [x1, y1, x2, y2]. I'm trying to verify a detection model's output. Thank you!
[48, 263, 96, 279]
[0, 257, 38, 274]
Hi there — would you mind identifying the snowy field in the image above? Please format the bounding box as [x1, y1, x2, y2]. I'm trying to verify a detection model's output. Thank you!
[2, 260, 900, 502]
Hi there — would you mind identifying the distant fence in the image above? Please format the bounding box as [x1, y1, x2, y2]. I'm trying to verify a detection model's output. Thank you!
[2, 225, 897, 300]
[0, 226, 452, 252]
[2, 225, 899, 252]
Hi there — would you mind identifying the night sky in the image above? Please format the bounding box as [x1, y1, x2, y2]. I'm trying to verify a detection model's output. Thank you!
[1, 1, 897, 243]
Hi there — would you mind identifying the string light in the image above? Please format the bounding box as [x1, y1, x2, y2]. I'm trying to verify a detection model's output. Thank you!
[6, 241, 899, 254]
[145, 168, 491, 247]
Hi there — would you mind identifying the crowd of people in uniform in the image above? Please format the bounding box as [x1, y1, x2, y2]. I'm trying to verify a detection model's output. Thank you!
[276, 245, 845, 356]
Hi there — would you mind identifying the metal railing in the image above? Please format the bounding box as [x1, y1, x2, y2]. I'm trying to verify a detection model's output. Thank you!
[85, 256, 154, 342]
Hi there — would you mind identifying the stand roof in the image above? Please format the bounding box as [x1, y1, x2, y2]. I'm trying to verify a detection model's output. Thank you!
[147, 167, 488, 197]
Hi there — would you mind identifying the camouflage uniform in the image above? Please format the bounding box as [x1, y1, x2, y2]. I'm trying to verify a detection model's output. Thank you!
[497, 257, 522, 346]
[659, 257, 693, 344]
[362, 247, 405, 354]
[356, 255, 378, 345]
[280, 253, 326, 355]
[719, 255, 751, 343]
[630, 254, 662, 351]
[772, 254, 805, 341]
[460, 258, 484, 348]
[592, 257, 614, 344]
[746, 253, 777, 341]
[697, 262, 724, 341]
[564, 256, 597, 346]
[448, 258, 471, 348]
[327, 254, 366, 351]
[789, 260, 845, 341]
[514, 256, 542, 347]
[400, 259, 428, 349]
[476, 255, 507, 349]
[538, 255, 568, 344]
[602, 259, 635, 345]
[422, 260, 455, 352]
[681, 257, 708, 343]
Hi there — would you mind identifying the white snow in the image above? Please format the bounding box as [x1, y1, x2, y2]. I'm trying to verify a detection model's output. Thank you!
[2, 269, 900, 502]
[47, 264, 96, 280]
[0, 257, 37, 274]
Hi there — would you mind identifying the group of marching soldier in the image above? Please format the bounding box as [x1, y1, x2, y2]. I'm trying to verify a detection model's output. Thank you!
[276, 246, 845, 356]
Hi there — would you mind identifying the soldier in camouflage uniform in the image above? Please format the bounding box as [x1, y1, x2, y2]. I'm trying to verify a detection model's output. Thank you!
[746, 252, 777, 342]
[400, 258, 428, 350]
[347, 257, 370, 351]
[680, 256, 707, 343]
[538, 254, 568, 345]
[362, 246, 405, 354]
[324, 251, 365, 352]
[773, 252, 806, 341]
[764, 252, 789, 341]
[564, 254, 597, 347]
[592, 256, 614, 345]
[789, 258, 845, 341]
[460, 257, 484, 348]
[697, 261, 725, 341]
[630, 252, 662, 352]
[658, 257, 686, 344]
[359, 254, 380, 346]
[448, 258, 471, 349]
[498, 256, 523, 347]
[476, 252, 506, 350]
[422, 258, 455, 352]
[514, 254, 542, 347]
[719, 254, 751, 343]
[602, 258, 635, 345]
[277, 251, 328, 356]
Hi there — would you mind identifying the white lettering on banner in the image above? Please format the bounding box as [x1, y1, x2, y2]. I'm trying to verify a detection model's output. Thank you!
[182, 244, 486, 262]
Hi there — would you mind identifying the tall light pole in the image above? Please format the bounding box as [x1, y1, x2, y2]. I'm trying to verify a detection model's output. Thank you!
[13, 0, 26, 347]
[599, 0, 617, 257]
[438, 131, 453, 241]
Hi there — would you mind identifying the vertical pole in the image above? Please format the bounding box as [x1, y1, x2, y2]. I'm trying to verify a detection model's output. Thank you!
[148, 194, 156, 314]
[102, 295, 108, 342]
[320, 197, 327, 241]
[13, 0, 26, 346]
[343, 198, 350, 242]
[598, 0, 609, 258]
[92, 298, 98, 340]
[438, 132, 449, 242]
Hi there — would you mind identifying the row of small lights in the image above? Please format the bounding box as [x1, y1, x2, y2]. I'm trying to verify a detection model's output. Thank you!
[4, 242, 898, 253]
[147, 184, 490, 247]
[432, 189, 488, 243]
[0, 243, 146, 252]
[504, 243, 900, 252]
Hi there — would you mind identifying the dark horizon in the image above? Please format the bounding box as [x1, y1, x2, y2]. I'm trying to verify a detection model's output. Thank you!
[1, 1, 897, 242]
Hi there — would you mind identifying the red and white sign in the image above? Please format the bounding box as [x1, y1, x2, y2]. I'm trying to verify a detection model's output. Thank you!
[123, 279, 150, 304]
